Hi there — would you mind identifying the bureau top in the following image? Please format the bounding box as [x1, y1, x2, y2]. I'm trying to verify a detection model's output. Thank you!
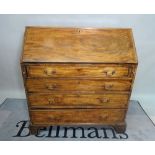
[21, 27, 138, 64]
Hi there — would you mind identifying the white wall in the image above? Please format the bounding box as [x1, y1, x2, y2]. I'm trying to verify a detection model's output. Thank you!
[0, 15, 155, 103]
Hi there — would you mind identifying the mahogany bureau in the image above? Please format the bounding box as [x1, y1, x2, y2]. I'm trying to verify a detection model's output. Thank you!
[21, 27, 138, 134]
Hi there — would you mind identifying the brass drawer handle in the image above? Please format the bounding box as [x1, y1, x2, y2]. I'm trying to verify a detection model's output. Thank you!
[104, 83, 113, 90]
[46, 84, 57, 90]
[47, 116, 61, 121]
[98, 98, 110, 103]
[48, 97, 61, 104]
[48, 98, 55, 104]
[103, 70, 116, 76]
[99, 114, 108, 120]
[44, 68, 57, 76]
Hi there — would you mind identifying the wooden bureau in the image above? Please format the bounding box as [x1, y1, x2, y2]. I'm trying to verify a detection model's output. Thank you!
[21, 27, 138, 134]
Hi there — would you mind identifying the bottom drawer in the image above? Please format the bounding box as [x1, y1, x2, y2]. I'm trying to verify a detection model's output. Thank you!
[30, 109, 126, 125]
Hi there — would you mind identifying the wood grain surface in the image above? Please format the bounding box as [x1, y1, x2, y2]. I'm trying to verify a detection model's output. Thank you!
[28, 93, 129, 108]
[26, 79, 132, 93]
[22, 27, 138, 63]
[26, 64, 130, 78]
[30, 108, 126, 125]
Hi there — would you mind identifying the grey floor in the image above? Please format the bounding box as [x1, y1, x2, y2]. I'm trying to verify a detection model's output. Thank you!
[0, 99, 155, 140]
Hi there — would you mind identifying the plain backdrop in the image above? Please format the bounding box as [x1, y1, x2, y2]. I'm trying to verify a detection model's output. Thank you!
[0, 14, 155, 104]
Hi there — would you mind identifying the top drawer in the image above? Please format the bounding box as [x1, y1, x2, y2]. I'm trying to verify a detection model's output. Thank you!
[26, 64, 130, 78]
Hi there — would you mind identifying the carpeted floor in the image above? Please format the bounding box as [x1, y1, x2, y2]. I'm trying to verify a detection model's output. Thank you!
[0, 99, 155, 141]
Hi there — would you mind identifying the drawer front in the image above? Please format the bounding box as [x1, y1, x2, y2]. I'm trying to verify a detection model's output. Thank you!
[26, 64, 129, 78]
[30, 109, 126, 125]
[28, 93, 129, 108]
[26, 79, 131, 93]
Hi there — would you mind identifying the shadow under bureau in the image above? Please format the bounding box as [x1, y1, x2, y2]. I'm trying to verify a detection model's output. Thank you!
[21, 27, 138, 134]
